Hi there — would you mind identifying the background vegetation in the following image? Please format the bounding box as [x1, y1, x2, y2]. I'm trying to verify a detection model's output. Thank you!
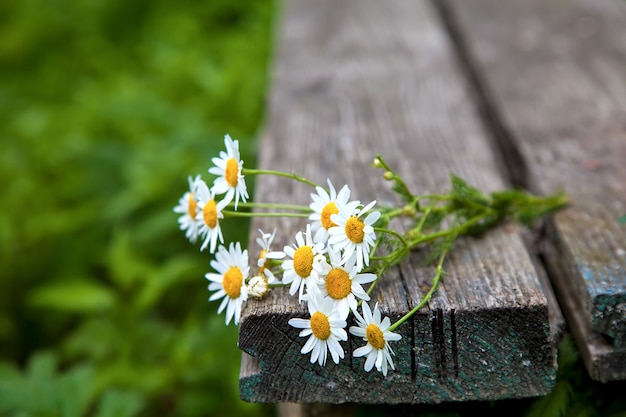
[0, 0, 275, 415]
[0, 1, 625, 417]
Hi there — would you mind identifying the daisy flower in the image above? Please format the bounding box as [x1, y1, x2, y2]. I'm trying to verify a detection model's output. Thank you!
[317, 250, 376, 319]
[195, 179, 228, 253]
[308, 179, 352, 244]
[205, 242, 250, 325]
[209, 134, 249, 209]
[255, 229, 285, 284]
[328, 200, 381, 272]
[282, 224, 328, 302]
[288, 288, 348, 366]
[349, 302, 402, 376]
[173, 175, 202, 243]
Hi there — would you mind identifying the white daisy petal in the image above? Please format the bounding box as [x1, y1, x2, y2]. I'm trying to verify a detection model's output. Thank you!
[302, 335, 318, 355]
[289, 277, 301, 296]
[349, 326, 366, 338]
[386, 332, 402, 342]
[299, 328, 313, 337]
[217, 296, 229, 314]
[209, 290, 225, 302]
[364, 351, 377, 371]
[353, 345, 372, 358]
[288, 318, 310, 329]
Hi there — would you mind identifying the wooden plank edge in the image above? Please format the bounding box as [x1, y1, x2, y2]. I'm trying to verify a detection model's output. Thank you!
[521, 227, 566, 345]
[239, 303, 556, 404]
[541, 221, 626, 382]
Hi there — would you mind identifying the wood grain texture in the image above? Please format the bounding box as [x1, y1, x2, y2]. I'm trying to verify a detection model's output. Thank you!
[239, 0, 557, 403]
[447, 0, 626, 379]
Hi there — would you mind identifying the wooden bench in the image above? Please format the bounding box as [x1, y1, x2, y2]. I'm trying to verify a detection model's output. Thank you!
[239, 0, 626, 406]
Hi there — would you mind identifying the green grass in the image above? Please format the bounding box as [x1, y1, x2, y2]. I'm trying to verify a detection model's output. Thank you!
[0, 0, 276, 415]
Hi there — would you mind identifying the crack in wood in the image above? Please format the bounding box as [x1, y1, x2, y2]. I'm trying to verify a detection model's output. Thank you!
[433, 0, 529, 190]
[435, 308, 447, 380]
[410, 317, 416, 384]
[451, 308, 460, 378]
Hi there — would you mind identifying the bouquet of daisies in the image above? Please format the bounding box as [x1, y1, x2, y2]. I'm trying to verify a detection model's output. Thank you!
[175, 134, 567, 376]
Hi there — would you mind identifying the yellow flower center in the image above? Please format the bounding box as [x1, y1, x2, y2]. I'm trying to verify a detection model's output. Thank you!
[225, 157, 239, 187]
[223, 266, 243, 299]
[293, 246, 314, 278]
[187, 193, 197, 219]
[325, 268, 352, 299]
[321, 202, 338, 230]
[310, 311, 331, 340]
[345, 216, 365, 243]
[203, 199, 218, 228]
[366, 324, 386, 350]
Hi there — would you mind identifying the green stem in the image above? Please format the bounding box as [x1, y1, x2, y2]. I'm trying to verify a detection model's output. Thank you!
[415, 194, 452, 202]
[222, 210, 310, 219]
[269, 282, 290, 289]
[366, 278, 379, 296]
[407, 214, 484, 249]
[374, 227, 408, 249]
[243, 168, 319, 188]
[231, 201, 312, 212]
[410, 203, 435, 237]
[387, 248, 448, 332]
[374, 154, 414, 202]
[379, 207, 406, 220]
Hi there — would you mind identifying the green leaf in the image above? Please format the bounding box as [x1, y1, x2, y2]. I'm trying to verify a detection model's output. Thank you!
[0, 352, 95, 417]
[134, 256, 200, 312]
[450, 174, 490, 207]
[28, 279, 117, 313]
[94, 390, 145, 417]
[107, 229, 156, 290]
[62, 318, 122, 361]
[58, 364, 96, 417]
[95, 362, 172, 394]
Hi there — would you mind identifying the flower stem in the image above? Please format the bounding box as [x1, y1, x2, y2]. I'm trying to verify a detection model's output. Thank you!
[231, 201, 312, 212]
[223, 210, 310, 219]
[374, 227, 409, 249]
[407, 214, 484, 249]
[243, 168, 319, 188]
[269, 282, 290, 289]
[387, 247, 448, 332]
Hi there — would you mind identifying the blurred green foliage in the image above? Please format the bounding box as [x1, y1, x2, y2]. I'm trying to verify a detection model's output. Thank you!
[0, 0, 276, 415]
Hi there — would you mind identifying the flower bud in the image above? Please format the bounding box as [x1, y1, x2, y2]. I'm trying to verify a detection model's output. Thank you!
[247, 275, 270, 299]
[383, 171, 394, 181]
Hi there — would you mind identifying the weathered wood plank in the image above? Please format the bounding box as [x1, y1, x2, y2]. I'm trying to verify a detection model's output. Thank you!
[239, 0, 559, 403]
[447, 0, 626, 381]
